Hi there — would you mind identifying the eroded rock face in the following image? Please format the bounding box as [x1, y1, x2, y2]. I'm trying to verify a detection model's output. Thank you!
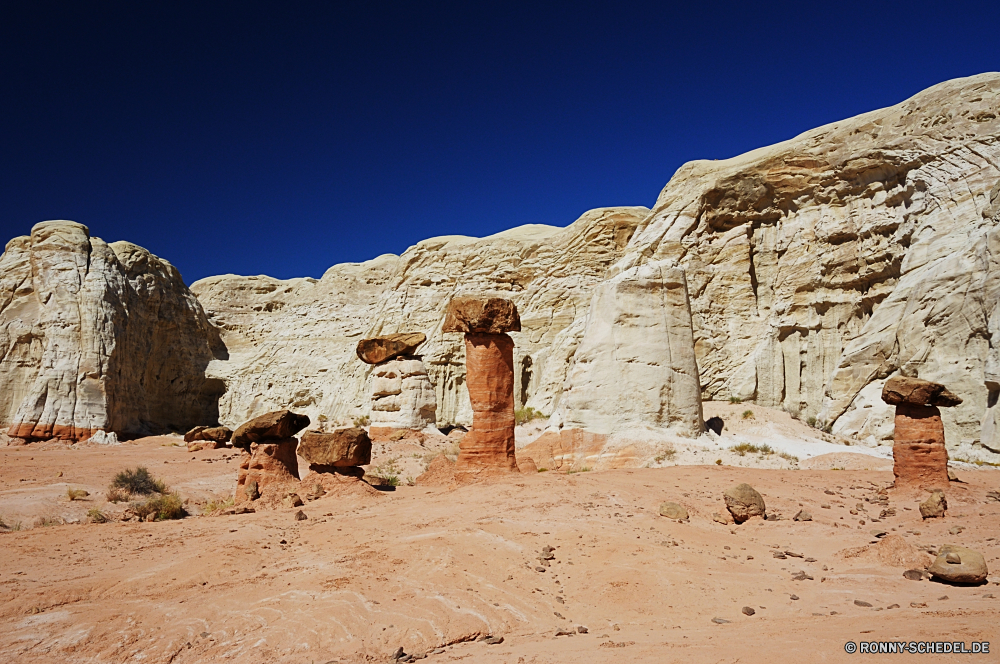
[456, 332, 518, 473]
[370, 358, 437, 430]
[356, 333, 426, 365]
[882, 376, 962, 407]
[235, 439, 300, 505]
[557, 260, 703, 436]
[0, 220, 225, 441]
[723, 483, 766, 523]
[928, 545, 988, 584]
[232, 410, 310, 450]
[893, 405, 950, 491]
[298, 428, 371, 467]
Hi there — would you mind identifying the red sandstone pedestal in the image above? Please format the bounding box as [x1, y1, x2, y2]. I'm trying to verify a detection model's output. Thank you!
[893, 404, 950, 491]
[456, 332, 519, 472]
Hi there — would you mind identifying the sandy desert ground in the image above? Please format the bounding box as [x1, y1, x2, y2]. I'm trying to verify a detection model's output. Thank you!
[1, 408, 998, 663]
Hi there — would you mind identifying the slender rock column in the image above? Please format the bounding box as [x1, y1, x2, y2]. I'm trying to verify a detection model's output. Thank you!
[882, 376, 961, 491]
[443, 297, 521, 473]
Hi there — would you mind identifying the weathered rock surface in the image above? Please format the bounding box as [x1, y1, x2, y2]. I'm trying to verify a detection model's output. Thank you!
[882, 376, 962, 407]
[298, 428, 371, 467]
[0, 220, 225, 441]
[455, 332, 518, 473]
[231, 410, 310, 450]
[557, 260, 703, 436]
[356, 333, 426, 365]
[894, 404, 950, 491]
[185, 74, 1000, 464]
[370, 358, 437, 430]
[235, 439, 300, 506]
[723, 483, 766, 523]
[442, 297, 521, 334]
[919, 490, 948, 518]
[659, 502, 688, 520]
[927, 544, 989, 584]
[184, 426, 232, 445]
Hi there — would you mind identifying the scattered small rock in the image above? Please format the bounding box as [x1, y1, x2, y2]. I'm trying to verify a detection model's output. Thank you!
[772, 551, 787, 559]
[742, 606, 755, 616]
[911, 602, 927, 608]
[711, 617, 731, 624]
[785, 551, 804, 558]
[919, 490, 947, 519]
[903, 569, 926, 581]
[723, 483, 766, 523]
[555, 628, 574, 636]
[949, 525, 964, 535]
[887, 604, 900, 609]
[789, 595, 799, 600]
[282, 493, 304, 508]
[854, 600, 872, 607]
[712, 512, 729, 525]
[938, 595, 949, 600]
[927, 545, 989, 584]
[793, 510, 812, 521]
[792, 571, 813, 581]
[576, 626, 588, 634]
[294, 510, 307, 521]
[484, 636, 504, 645]
[535, 566, 546, 573]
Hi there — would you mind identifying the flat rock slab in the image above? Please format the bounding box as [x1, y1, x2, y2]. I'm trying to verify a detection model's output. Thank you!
[298, 428, 372, 467]
[882, 376, 962, 407]
[356, 333, 426, 365]
[232, 410, 310, 449]
[442, 297, 521, 334]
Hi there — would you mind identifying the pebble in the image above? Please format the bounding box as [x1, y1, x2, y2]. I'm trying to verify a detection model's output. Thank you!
[535, 566, 546, 573]
[792, 571, 813, 581]
[484, 636, 504, 645]
[577, 626, 588, 634]
[790, 595, 799, 600]
[555, 628, 575, 636]
[911, 602, 927, 608]
[854, 600, 872, 607]
[294, 510, 307, 521]
[742, 606, 755, 616]
[711, 618, 731, 624]
[903, 569, 925, 581]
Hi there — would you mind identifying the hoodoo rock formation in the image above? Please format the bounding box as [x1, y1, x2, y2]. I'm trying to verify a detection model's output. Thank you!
[298, 427, 372, 473]
[881, 376, 960, 491]
[443, 297, 520, 474]
[234, 410, 310, 506]
[368, 356, 437, 436]
[0, 220, 226, 442]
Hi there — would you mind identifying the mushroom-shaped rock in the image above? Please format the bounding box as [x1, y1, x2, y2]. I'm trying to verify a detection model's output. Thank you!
[928, 544, 989, 584]
[298, 428, 372, 468]
[235, 439, 300, 506]
[442, 296, 521, 334]
[881, 376, 962, 407]
[919, 490, 947, 519]
[882, 377, 956, 491]
[232, 410, 310, 450]
[355, 332, 427, 365]
[723, 483, 766, 523]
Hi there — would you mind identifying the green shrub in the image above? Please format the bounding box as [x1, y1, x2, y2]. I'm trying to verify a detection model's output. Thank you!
[537, 467, 549, 472]
[353, 415, 370, 427]
[66, 487, 89, 501]
[729, 396, 742, 404]
[110, 467, 166, 496]
[514, 407, 545, 425]
[806, 416, 817, 427]
[730, 442, 774, 457]
[715, 459, 722, 465]
[370, 457, 401, 486]
[566, 467, 591, 474]
[131, 493, 186, 521]
[741, 410, 755, 420]
[778, 451, 799, 463]
[204, 496, 235, 513]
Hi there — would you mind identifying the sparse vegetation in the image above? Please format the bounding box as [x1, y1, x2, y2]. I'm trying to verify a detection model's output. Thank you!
[35, 516, 62, 528]
[730, 442, 774, 457]
[204, 496, 235, 513]
[566, 467, 591, 474]
[66, 487, 89, 501]
[537, 467, 549, 472]
[317, 414, 328, 422]
[131, 493, 186, 521]
[654, 447, 677, 464]
[370, 457, 401, 487]
[353, 415, 370, 427]
[741, 410, 755, 420]
[87, 507, 109, 523]
[806, 416, 817, 427]
[729, 396, 742, 404]
[954, 457, 1000, 467]
[778, 451, 799, 463]
[110, 466, 166, 496]
[406, 476, 416, 486]
[106, 487, 130, 503]
[515, 407, 545, 425]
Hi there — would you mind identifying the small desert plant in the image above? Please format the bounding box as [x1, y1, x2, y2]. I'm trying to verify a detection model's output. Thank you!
[204, 496, 235, 513]
[131, 493, 186, 521]
[406, 476, 415, 486]
[741, 410, 755, 420]
[370, 457, 401, 486]
[110, 467, 166, 496]
[35, 516, 63, 528]
[87, 507, 109, 524]
[515, 407, 545, 425]
[715, 459, 722, 465]
[537, 467, 549, 472]
[806, 416, 817, 427]
[654, 447, 677, 463]
[66, 487, 89, 501]
[317, 414, 328, 422]
[730, 442, 774, 457]
[353, 415, 370, 427]
[729, 396, 742, 404]
[778, 451, 799, 463]
[566, 466, 591, 474]
[106, 487, 130, 503]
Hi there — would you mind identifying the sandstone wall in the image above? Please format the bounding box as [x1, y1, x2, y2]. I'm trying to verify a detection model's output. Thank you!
[191, 73, 1000, 462]
[0, 221, 226, 440]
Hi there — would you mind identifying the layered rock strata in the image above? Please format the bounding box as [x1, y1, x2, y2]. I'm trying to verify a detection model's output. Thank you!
[882, 377, 957, 491]
[369, 357, 437, 434]
[0, 220, 225, 441]
[444, 297, 519, 473]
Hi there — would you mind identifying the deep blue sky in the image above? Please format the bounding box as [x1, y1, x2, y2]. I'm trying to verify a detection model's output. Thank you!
[2, 2, 997, 284]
